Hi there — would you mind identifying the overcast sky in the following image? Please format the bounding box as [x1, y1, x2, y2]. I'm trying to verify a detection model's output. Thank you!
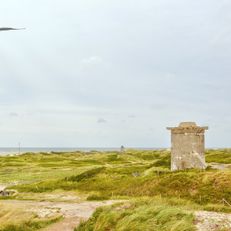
[0, 0, 231, 147]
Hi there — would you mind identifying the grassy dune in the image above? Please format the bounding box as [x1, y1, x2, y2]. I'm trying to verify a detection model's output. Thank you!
[76, 198, 196, 231]
[0, 149, 231, 230]
[0, 203, 61, 231]
[8, 149, 231, 204]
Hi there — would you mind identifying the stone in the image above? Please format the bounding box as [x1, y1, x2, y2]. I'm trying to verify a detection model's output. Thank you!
[167, 122, 208, 171]
[0, 190, 10, 196]
[0, 189, 17, 197]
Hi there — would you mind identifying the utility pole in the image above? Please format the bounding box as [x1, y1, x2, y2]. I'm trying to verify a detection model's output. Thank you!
[18, 142, 21, 155]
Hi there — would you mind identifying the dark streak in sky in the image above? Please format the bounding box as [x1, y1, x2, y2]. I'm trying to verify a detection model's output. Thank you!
[0, 27, 25, 31]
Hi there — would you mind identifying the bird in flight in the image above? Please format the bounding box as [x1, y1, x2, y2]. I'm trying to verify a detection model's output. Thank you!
[0, 27, 25, 31]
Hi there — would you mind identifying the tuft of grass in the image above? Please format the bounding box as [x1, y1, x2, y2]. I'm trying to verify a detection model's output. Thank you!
[118, 170, 231, 204]
[75, 199, 195, 231]
[0, 216, 61, 231]
[151, 155, 170, 168]
[65, 167, 105, 182]
[0, 203, 62, 231]
[206, 149, 231, 164]
[87, 193, 110, 201]
[203, 203, 231, 213]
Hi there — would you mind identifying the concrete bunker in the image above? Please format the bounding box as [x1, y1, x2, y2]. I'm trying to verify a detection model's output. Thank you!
[167, 122, 208, 171]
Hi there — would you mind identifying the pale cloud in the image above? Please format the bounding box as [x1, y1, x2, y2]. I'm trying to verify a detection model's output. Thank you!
[128, 115, 136, 119]
[9, 112, 19, 117]
[81, 56, 103, 66]
[97, 118, 107, 123]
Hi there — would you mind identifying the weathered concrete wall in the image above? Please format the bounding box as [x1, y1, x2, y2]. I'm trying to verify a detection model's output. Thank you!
[167, 122, 208, 171]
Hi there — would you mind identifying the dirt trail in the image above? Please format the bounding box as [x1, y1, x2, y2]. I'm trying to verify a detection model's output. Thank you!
[195, 211, 231, 231]
[209, 163, 231, 170]
[0, 185, 6, 191]
[0, 200, 121, 231]
[3, 199, 231, 231]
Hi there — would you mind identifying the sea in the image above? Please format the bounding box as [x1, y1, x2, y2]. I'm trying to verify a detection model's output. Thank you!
[0, 147, 161, 156]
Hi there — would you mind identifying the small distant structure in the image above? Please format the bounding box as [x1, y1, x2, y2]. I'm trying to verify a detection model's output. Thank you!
[167, 122, 208, 171]
[120, 145, 125, 153]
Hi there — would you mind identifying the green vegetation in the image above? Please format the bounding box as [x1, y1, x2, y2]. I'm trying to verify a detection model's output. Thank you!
[206, 149, 231, 164]
[66, 167, 105, 182]
[0, 216, 61, 231]
[76, 198, 195, 231]
[0, 149, 231, 230]
[0, 203, 61, 231]
[7, 149, 231, 205]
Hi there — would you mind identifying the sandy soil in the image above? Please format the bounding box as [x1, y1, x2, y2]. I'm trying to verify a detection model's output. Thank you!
[0, 185, 6, 191]
[209, 163, 231, 170]
[0, 200, 121, 231]
[195, 211, 231, 231]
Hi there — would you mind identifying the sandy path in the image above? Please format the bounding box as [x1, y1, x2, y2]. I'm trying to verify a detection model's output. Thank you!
[41, 200, 119, 231]
[209, 163, 231, 170]
[0, 185, 6, 191]
[0, 200, 121, 231]
[195, 211, 231, 231]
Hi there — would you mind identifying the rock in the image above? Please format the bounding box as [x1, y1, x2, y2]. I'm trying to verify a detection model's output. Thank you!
[0, 189, 17, 197]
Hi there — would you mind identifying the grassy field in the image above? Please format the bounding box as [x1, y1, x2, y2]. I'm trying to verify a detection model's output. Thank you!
[0, 149, 231, 230]
[0, 202, 61, 231]
[76, 197, 196, 231]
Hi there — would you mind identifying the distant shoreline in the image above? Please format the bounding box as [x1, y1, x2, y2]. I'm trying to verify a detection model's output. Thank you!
[0, 147, 228, 156]
[0, 147, 166, 156]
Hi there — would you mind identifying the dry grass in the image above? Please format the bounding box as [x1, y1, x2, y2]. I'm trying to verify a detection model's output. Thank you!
[0, 203, 61, 231]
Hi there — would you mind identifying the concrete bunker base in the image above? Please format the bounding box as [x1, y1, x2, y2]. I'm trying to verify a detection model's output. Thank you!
[167, 122, 208, 171]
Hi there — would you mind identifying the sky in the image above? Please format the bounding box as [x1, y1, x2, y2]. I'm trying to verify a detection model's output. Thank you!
[0, 0, 231, 147]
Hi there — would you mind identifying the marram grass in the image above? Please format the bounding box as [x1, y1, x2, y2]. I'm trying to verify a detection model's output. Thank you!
[0, 149, 231, 230]
[10, 150, 231, 205]
[75, 198, 195, 231]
